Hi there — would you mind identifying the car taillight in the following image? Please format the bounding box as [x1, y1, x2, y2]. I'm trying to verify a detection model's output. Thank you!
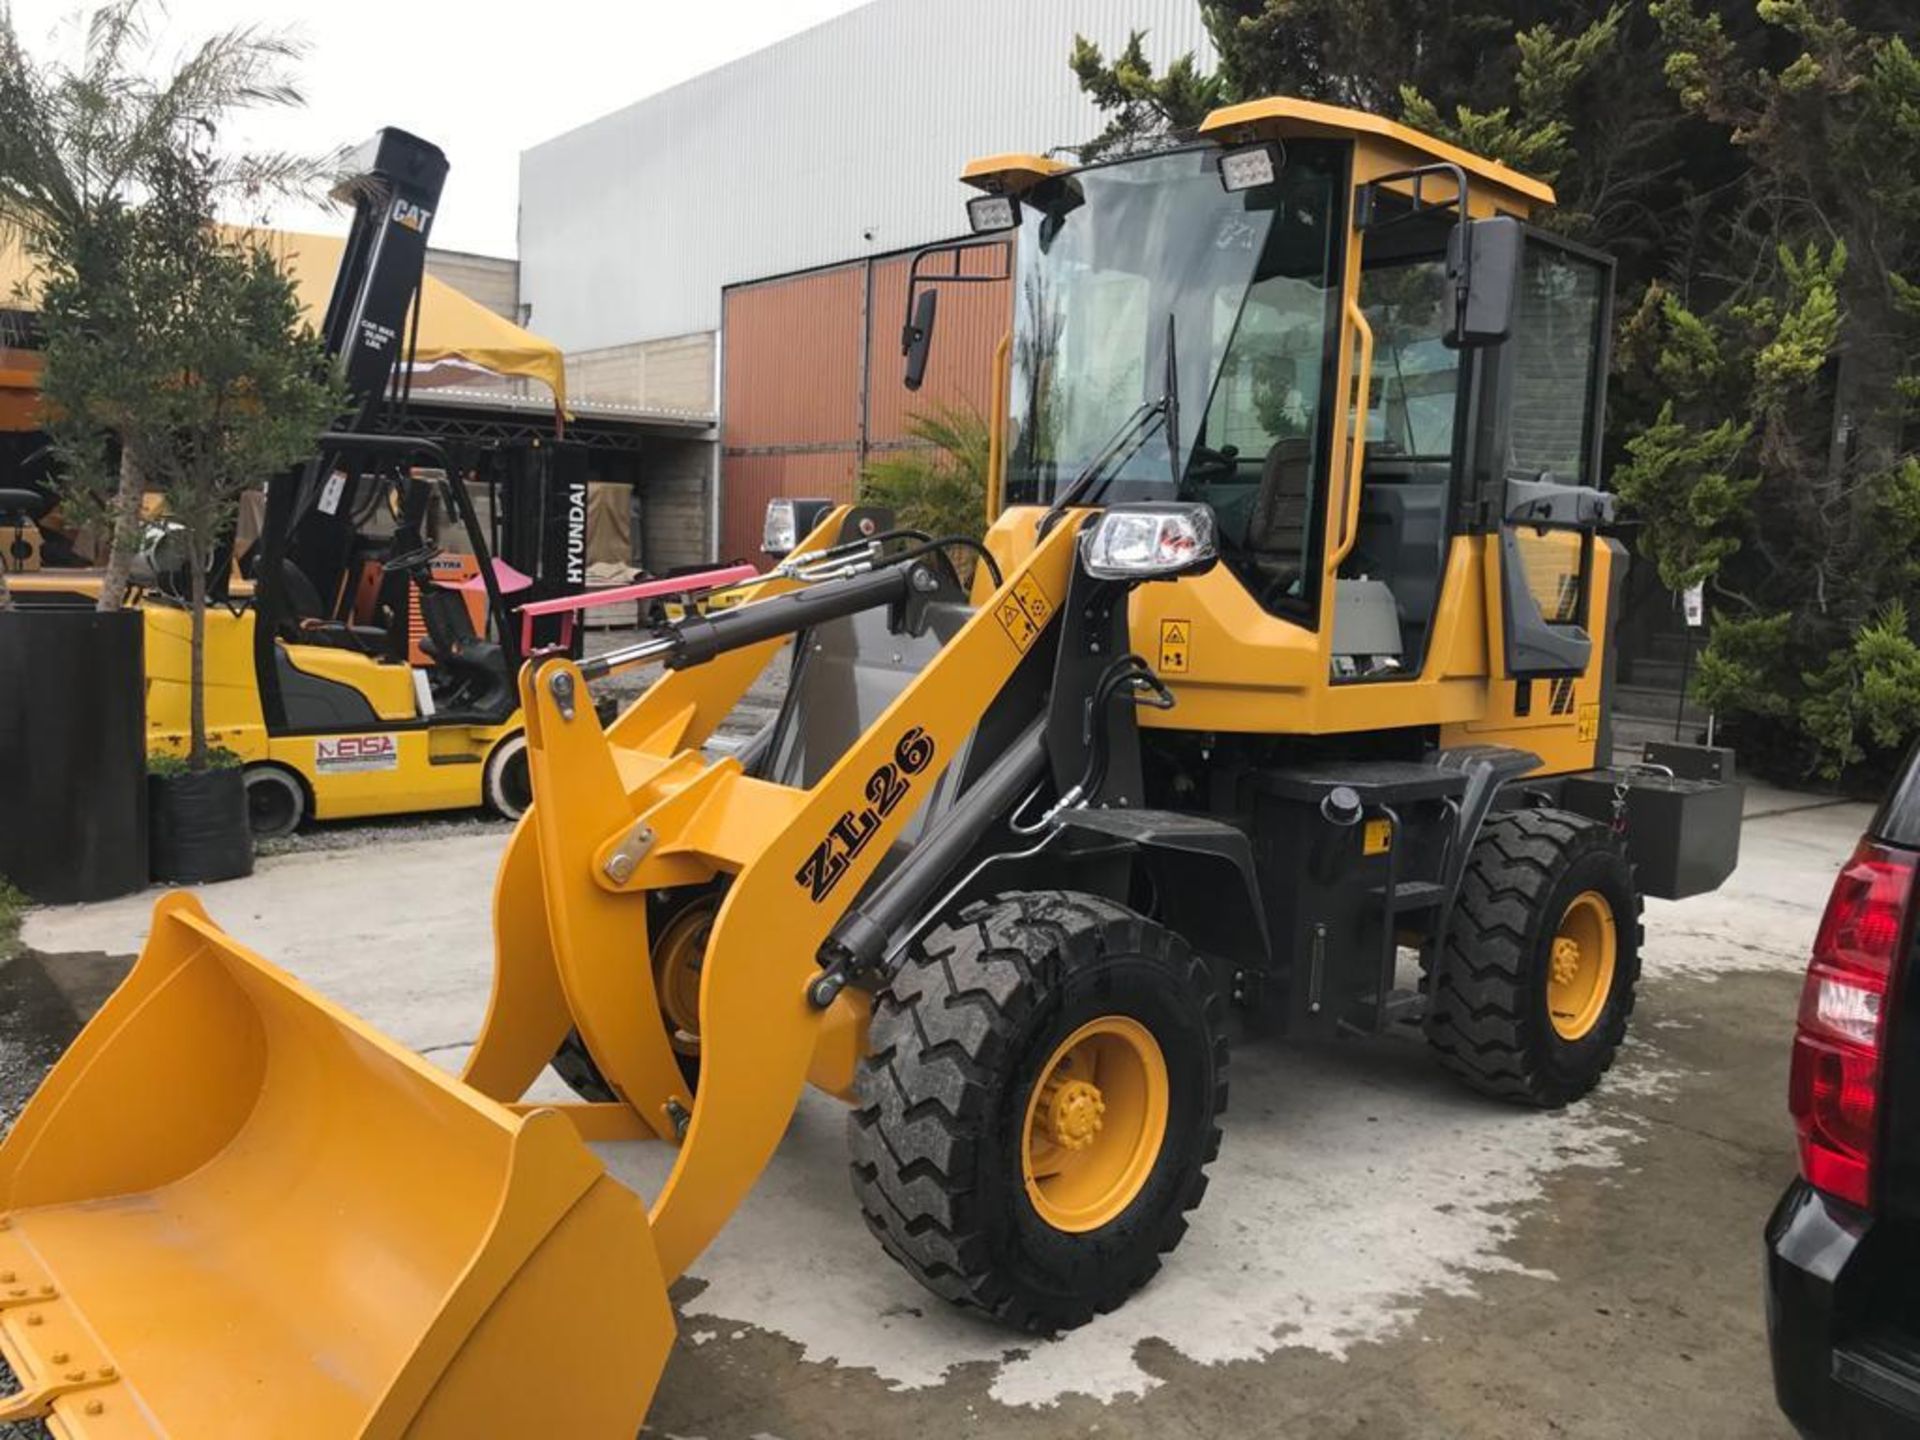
[1790, 838, 1917, 1209]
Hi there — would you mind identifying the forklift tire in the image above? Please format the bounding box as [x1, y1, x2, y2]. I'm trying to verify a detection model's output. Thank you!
[1427, 808, 1642, 1108]
[484, 734, 532, 819]
[849, 891, 1227, 1333]
[242, 764, 307, 840]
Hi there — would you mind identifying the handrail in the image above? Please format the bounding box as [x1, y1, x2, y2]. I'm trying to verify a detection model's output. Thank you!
[1329, 295, 1375, 569]
[985, 331, 1011, 525]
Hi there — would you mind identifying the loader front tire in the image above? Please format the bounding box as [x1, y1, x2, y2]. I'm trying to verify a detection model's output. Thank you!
[850, 891, 1226, 1333]
[1426, 808, 1642, 1108]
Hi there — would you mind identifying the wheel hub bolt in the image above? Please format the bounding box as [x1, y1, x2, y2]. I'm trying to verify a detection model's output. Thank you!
[1042, 1077, 1106, 1151]
[1551, 936, 1582, 986]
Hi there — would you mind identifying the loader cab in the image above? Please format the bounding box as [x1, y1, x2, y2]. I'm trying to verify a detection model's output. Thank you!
[960, 102, 1618, 723]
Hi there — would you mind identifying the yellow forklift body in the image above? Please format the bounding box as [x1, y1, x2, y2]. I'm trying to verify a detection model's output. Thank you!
[140, 604, 520, 819]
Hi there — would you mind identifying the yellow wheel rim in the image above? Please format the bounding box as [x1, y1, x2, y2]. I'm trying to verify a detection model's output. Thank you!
[1021, 1015, 1169, 1233]
[653, 903, 713, 1057]
[1547, 890, 1617, 1041]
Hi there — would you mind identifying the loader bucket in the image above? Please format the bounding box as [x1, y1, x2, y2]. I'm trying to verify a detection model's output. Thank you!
[0, 893, 675, 1438]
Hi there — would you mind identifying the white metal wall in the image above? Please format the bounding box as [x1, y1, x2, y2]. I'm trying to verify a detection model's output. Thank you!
[517, 0, 1214, 352]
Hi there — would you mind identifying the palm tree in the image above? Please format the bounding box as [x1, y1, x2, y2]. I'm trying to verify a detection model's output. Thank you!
[0, 0, 318, 611]
[858, 402, 994, 579]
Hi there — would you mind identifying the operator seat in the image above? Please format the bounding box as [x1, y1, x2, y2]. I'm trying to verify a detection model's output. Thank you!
[416, 581, 511, 715]
[1244, 438, 1315, 589]
[277, 558, 389, 655]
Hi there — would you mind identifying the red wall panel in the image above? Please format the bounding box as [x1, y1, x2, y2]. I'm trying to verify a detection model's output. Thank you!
[720, 241, 1010, 567]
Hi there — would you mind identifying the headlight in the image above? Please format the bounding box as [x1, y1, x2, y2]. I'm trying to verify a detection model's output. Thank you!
[966, 194, 1019, 234]
[1219, 142, 1280, 193]
[762, 498, 798, 557]
[1080, 503, 1218, 582]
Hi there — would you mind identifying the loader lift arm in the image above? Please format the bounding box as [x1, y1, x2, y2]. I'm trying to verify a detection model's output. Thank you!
[456, 509, 1088, 1284]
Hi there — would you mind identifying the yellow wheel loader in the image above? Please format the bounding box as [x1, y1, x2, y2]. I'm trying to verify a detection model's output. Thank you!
[0, 99, 1745, 1435]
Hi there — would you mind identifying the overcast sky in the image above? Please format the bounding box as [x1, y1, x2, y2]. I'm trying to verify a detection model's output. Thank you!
[8, 0, 875, 256]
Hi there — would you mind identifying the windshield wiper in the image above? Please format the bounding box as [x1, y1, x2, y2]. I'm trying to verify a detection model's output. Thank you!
[1163, 312, 1182, 493]
[1041, 395, 1167, 528]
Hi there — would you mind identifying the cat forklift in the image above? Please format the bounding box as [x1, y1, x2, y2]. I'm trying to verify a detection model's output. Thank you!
[136, 128, 583, 835]
[0, 99, 1742, 1436]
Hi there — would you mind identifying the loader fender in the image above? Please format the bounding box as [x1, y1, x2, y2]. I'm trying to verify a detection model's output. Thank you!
[1055, 806, 1270, 976]
[0, 892, 675, 1438]
[1432, 744, 1545, 935]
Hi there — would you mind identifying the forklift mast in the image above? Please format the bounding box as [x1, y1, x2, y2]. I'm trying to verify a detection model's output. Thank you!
[254, 128, 449, 728]
[318, 128, 450, 438]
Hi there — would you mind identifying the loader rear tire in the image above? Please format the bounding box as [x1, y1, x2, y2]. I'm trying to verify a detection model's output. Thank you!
[849, 891, 1226, 1333]
[1426, 808, 1642, 1108]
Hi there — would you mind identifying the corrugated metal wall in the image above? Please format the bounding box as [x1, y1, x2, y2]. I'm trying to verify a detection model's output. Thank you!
[519, 0, 1213, 352]
[718, 243, 1010, 562]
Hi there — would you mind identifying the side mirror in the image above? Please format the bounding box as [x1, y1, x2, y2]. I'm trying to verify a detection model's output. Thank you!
[902, 287, 938, 392]
[1446, 216, 1521, 348]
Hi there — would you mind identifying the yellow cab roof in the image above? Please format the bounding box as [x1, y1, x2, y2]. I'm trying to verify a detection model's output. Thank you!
[964, 95, 1555, 217]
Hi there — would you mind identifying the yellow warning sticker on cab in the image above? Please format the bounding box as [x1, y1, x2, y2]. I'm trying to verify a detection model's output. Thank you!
[1158, 619, 1191, 674]
[1576, 702, 1601, 742]
[995, 575, 1053, 654]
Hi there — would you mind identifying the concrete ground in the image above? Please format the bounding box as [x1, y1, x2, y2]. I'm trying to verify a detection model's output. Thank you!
[4, 782, 1865, 1438]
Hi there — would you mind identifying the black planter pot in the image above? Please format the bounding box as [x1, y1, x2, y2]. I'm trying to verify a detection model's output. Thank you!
[149, 767, 254, 884]
[0, 601, 149, 902]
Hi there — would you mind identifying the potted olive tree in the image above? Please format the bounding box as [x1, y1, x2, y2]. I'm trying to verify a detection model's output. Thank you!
[0, 2, 318, 898]
[130, 148, 338, 882]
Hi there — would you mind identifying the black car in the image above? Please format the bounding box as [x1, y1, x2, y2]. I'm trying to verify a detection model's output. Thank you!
[1768, 742, 1920, 1437]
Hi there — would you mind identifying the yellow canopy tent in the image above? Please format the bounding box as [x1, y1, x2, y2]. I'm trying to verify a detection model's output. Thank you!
[0, 226, 566, 421]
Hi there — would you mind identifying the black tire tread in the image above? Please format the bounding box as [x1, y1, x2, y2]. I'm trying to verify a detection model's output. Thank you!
[1427, 808, 1644, 1106]
[848, 889, 1226, 1332]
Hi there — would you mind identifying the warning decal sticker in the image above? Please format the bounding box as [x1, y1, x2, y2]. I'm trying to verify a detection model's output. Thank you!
[1576, 702, 1601, 742]
[1158, 619, 1191, 674]
[995, 575, 1053, 654]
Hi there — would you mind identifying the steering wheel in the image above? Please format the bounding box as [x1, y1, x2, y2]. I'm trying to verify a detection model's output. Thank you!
[1187, 442, 1239, 482]
[381, 542, 443, 576]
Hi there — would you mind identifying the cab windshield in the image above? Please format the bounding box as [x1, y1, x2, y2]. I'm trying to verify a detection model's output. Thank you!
[1004, 143, 1346, 541]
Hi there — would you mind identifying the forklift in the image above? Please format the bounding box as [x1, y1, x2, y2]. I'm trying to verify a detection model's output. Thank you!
[13, 128, 596, 835]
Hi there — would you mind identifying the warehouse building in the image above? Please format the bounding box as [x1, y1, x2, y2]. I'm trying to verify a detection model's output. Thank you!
[516, 0, 1214, 561]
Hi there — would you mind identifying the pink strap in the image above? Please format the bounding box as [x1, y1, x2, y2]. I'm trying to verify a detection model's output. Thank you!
[517, 562, 761, 651]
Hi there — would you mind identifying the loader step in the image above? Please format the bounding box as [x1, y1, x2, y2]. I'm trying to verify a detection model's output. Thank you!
[1372, 879, 1446, 912]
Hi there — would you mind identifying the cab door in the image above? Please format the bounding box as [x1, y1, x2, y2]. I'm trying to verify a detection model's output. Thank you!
[1482, 232, 1616, 682]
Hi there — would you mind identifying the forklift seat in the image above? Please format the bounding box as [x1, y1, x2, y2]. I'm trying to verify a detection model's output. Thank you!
[279, 559, 389, 655]
[417, 581, 512, 714]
